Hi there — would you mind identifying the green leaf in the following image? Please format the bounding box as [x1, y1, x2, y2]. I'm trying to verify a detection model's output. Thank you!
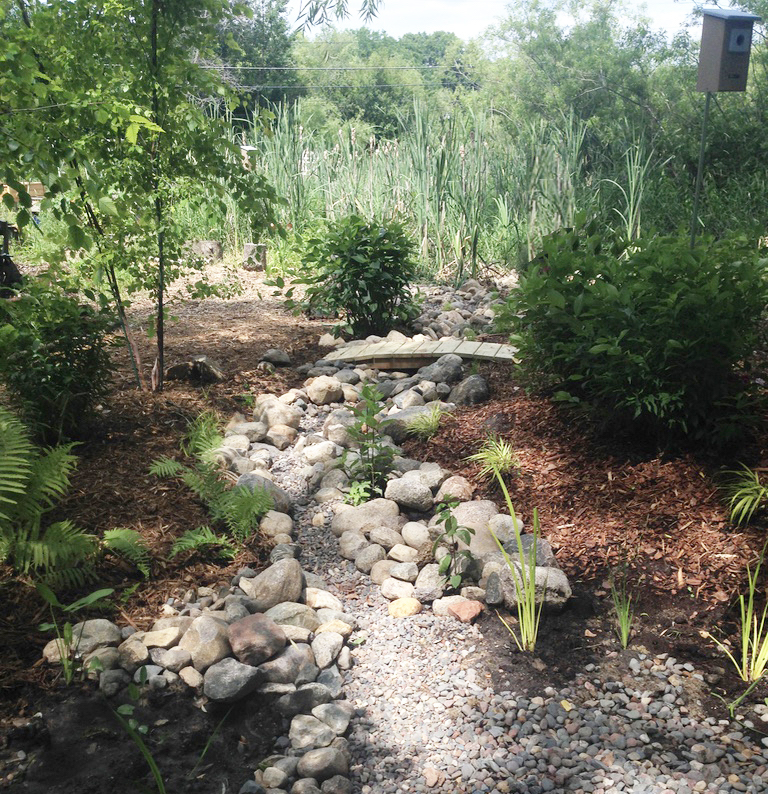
[97, 196, 119, 217]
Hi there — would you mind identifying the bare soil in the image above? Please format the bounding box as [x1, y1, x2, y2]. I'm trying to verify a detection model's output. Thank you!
[2, 265, 768, 790]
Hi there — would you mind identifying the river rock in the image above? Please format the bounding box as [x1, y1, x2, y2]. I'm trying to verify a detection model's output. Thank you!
[354, 544, 386, 573]
[237, 472, 292, 514]
[331, 499, 401, 536]
[384, 477, 433, 512]
[290, 715, 335, 750]
[276, 683, 333, 717]
[70, 619, 122, 656]
[307, 376, 344, 405]
[417, 354, 464, 384]
[228, 613, 287, 666]
[260, 510, 295, 539]
[388, 598, 422, 618]
[296, 747, 349, 782]
[435, 475, 475, 503]
[368, 526, 404, 549]
[369, 559, 398, 584]
[305, 588, 343, 612]
[204, 657, 263, 702]
[259, 643, 317, 684]
[448, 374, 490, 405]
[178, 616, 231, 672]
[238, 558, 304, 611]
[339, 530, 368, 560]
[380, 578, 415, 600]
[265, 602, 321, 631]
[311, 632, 344, 669]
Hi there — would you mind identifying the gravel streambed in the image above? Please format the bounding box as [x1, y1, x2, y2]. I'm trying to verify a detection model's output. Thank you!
[268, 407, 768, 794]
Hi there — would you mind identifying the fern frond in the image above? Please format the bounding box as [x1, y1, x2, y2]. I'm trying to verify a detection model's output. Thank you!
[22, 443, 79, 518]
[210, 485, 273, 542]
[0, 407, 34, 523]
[181, 463, 227, 504]
[103, 528, 151, 578]
[13, 520, 98, 582]
[169, 526, 236, 561]
[181, 411, 223, 464]
[149, 457, 184, 478]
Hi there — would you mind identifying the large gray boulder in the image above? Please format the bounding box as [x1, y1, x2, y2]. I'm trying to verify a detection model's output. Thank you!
[486, 564, 572, 611]
[265, 602, 321, 631]
[330, 499, 401, 537]
[296, 747, 349, 782]
[384, 477, 433, 512]
[236, 472, 292, 514]
[307, 376, 344, 405]
[448, 374, 490, 405]
[238, 558, 304, 612]
[178, 616, 231, 672]
[259, 643, 317, 684]
[416, 354, 464, 384]
[69, 619, 122, 656]
[203, 657, 263, 702]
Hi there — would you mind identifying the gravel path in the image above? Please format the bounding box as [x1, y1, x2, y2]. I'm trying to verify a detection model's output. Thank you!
[269, 406, 768, 794]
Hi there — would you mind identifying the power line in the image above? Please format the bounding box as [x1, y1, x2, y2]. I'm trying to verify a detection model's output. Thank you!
[203, 64, 446, 71]
[238, 83, 452, 89]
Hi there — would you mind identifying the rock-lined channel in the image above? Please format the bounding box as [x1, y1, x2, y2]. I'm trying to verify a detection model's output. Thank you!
[38, 278, 768, 793]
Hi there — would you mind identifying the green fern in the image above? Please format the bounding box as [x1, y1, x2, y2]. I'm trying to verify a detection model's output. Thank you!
[180, 463, 228, 505]
[103, 528, 151, 578]
[181, 411, 223, 464]
[0, 408, 33, 523]
[210, 485, 272, 542]
[13, 520, 99, 588]
[0, 407, 97, 585]
[148, 456, 184, 478]
[169, 526, 236, 561]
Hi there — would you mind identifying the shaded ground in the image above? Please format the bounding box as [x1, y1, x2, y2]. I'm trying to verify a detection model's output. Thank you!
[2, 265, 768, 789]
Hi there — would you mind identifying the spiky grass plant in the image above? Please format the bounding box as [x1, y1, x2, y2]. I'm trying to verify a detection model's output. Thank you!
[722, 464, 768, 525]
[703, 546, 768, 684]
[610, 561, 636, 649]
[466, 436, 543, 652]
[405, 404, 445, 441]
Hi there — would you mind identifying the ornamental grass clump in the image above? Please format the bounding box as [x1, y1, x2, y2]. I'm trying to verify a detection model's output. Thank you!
[704, 546, 768, 684]
[466, 436, 543, 652]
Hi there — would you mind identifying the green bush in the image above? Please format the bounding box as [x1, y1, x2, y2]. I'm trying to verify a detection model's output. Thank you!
[496, 219, 768, 445]
[282, 215, 418, 337]
[0, 275, 115, 442]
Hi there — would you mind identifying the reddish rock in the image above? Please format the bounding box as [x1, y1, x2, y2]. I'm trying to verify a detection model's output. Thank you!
[447, 600, 484, 624]
[228, 613, 287, 666]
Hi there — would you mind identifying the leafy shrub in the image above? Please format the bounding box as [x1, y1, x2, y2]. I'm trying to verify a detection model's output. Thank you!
[432, 498, 476, 590]
[0, 275, 115, 442]
[280, 215, 418, 337]
[496, 219, 768, 445]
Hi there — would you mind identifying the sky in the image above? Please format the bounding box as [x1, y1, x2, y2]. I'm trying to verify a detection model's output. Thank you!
[287, 1, 703, 41]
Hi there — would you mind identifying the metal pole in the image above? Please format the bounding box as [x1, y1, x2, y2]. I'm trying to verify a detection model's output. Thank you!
[690, 91, 712, 248]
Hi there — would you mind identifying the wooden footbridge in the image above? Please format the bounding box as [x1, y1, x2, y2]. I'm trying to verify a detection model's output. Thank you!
[323, 338, 519, 371]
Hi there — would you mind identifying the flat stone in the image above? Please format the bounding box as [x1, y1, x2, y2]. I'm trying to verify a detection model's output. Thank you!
[369, 559, 398, 585]
[312, 702, 355, 735]
[305, 588, 343, 612]
[368, 526, 404, 550]
[354, 544, 386, 573]
[447, 600, 484, 623]
[339, 530, 368, 560]
[141, 627, 183, 649]
[401, 522, 430, 549]
[315, 620, 353, 639]
[259, 644, 317, 684]
[178, 666, 204, 689]
[330, 499, 400, 537]
[389, 562, 418, 582]
[149, 646, 192, 673]
[388, 544, 418, 563]
[276, 683, 333, 717]
[433, 595, 470, 617]
[69, 619, 122, 656]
